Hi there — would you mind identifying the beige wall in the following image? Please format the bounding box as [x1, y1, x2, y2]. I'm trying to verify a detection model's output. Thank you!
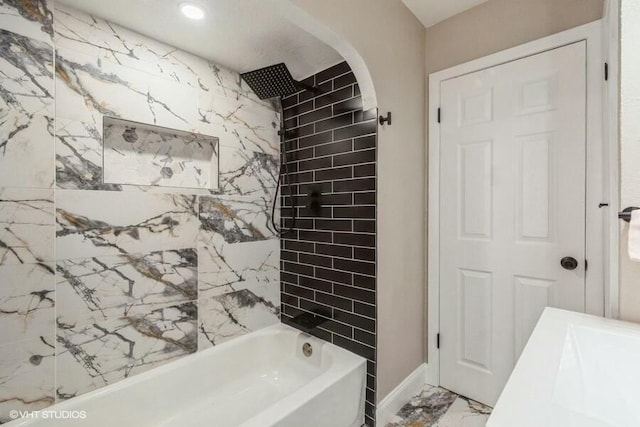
[425, 0, 604, 75]
[619, 0, 640, 322]
[282, 0, 427, 403]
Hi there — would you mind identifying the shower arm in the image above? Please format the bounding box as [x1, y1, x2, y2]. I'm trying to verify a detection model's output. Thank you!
[294, 80, 319, 94]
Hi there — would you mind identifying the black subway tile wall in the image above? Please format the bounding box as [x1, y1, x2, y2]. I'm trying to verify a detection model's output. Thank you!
[279, 61, 378, 426]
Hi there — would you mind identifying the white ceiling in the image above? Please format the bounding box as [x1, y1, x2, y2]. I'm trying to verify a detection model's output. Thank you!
[56, 0, 343, 80]
[401, 0, 489, 28]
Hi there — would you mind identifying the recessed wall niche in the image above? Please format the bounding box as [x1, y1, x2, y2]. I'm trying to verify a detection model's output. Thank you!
[103, 117, 220, 190]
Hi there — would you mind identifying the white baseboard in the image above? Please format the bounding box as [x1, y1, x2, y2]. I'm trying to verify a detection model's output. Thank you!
[376, 363, 430, 425]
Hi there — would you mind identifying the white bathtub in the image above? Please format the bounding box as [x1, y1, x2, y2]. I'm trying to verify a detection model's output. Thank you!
[7, 323, 366, 427]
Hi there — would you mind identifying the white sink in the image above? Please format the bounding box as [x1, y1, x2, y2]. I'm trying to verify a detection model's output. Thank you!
[488, 308, 640, 427]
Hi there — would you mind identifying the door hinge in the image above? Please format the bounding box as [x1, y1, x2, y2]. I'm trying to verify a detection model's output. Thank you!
[585, 259, 588, 271]
[437, 333, 441, 349]
[604, 62, 609, 81]
[437, 108, 441, 123]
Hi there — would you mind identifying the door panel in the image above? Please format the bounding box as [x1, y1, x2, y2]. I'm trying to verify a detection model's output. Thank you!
[459, 141, 493, 239]
[439, 41, 587, 406]
[513, 275, 556, 355]
[517, 133, 553, 241]
[459, 268, 493, 372]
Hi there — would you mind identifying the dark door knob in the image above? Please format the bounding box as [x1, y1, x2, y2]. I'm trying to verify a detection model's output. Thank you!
[560, 257, 579, 271]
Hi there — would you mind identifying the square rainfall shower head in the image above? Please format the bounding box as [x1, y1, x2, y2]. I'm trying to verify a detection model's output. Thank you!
[240, 63, 302, 100]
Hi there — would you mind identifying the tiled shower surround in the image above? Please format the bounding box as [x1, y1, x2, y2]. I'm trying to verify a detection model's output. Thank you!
[0, 0, 280, 420]
[279, 62, 378, 426]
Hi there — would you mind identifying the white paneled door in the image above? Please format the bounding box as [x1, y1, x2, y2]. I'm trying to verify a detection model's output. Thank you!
[439, 41, 587, 406]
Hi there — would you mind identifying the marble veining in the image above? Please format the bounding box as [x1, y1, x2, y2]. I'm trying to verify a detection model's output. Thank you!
[386, 386, 492, 427]
[0, 111, 54, 188]
[198, 289, 279, 348]
[0, 26, 55, 189]
[55, 190, 199, 260]
[0, 336, 55, 423]
[103, 117, 219, 190]
[0, 2, 57, 421]
[0, 0, 53, 41]
[56, 248, 197, 325]
[200, 195, 276, 244]
[433, 396, 491, 427]
[199, 100, 280, 155]
[56, 301, 197, 399]
[219, 148, 278, 199]
[55, 47, 194, 128]
[0, 262, 54, 343]
[0, 187, 54, 265]
[198, 239, 279, 294]
[197, 197, 280, 348]
[0, 28, 53, 116]
[198, 240, 279, 336]
[55, 118, 121, 191]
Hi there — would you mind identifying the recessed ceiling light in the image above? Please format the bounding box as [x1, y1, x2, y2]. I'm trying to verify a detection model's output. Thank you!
[179, 2, 205, 20]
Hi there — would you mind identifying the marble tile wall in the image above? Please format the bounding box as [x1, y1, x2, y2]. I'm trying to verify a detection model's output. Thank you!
[0, 0, 280, 421]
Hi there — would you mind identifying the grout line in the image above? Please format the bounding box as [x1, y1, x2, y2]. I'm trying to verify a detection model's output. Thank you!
[52, 11, 58, 403]
[284, 81, 359, 114]
[285, 123, 376, 143]
[286, 147, 377, 165]
[291, 256, 377, 272]
[289, 300, 377, 336]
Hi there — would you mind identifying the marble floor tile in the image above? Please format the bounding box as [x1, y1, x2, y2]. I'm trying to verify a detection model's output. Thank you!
[433, 396, 491, 427]
[386, 386, 458, 427]
[386, 385, 492, 427]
